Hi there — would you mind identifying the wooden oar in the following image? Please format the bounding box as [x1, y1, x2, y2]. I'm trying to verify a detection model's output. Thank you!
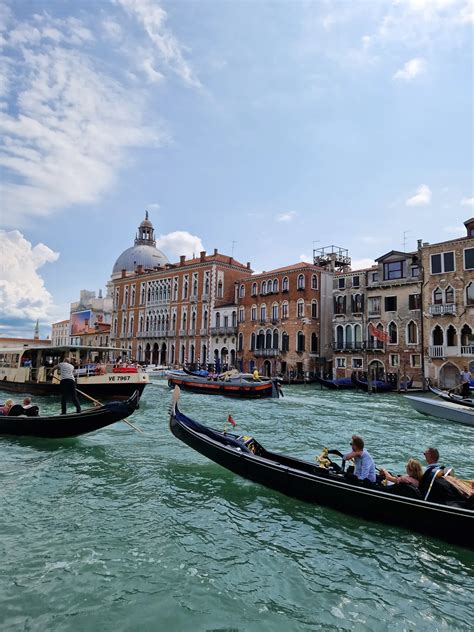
[52, 375, 143, 434]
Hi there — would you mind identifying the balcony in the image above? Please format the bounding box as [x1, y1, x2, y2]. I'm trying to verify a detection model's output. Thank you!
[429, 304, 456, 316]
[368, 311, 381, 317]
[259, 319, 266, 325]
[201, 293, 209, 301]
[332, 341, 364, 352]
[461, 346, 474, 356]
[430, 345, 474, 358]
[188, 328, 196, 336]
[254, 349, 279, 357]
[209, 326, 238, 336]
[190, 294, 198, 303]
[200, 328, 208, 336]
[179, 329, 187, 336]
[271, 319, 279, 325]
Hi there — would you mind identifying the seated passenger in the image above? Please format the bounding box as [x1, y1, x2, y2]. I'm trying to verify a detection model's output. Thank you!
[344, 435, 376, 483]
[22, 397, 39, 416]
[380, 458, 423, 488]
[0, 399, 14, 416]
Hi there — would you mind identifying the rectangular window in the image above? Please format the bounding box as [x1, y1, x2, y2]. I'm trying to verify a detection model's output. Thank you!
[411, 265, 420, 277]
[336, 357, 346, 368]
[384, 296, 397, 311]
[383, 260, 405, 280]
[368, 296, 381, 315]
[371, 272, 379, 283]
[411, 354, 421, 368]
[431, 251, 455, 274]
[352, 358, 363, 369]
[338, 278, 345, 289]
[352, 276, 360, 288]
[409, 294, 421, 310]
[464, 248, 474, 270]
[390, 354, 399, 367]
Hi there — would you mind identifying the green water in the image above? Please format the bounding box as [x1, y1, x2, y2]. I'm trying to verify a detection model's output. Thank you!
[1, 383, 473, 631]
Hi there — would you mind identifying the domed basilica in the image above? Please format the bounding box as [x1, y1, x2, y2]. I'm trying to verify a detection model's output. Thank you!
[111, 213, 169, 279]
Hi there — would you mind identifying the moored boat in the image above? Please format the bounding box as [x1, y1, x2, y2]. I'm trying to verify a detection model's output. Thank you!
[167, 372, 281, 398]
[405, 394, 474, 427]
[351, 375, 413, 393]
[0, 345, 150, 399]
[169, 389, 473, 548]
[0, 391, 140, 438]
[315, 376, 355, 390]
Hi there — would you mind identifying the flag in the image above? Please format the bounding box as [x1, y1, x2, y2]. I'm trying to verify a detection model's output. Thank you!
[227, 414, 236, 427]
[368, 322, 389, 343]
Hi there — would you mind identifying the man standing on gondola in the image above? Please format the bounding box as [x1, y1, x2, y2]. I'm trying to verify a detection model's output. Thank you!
[56, 357, 81, 415]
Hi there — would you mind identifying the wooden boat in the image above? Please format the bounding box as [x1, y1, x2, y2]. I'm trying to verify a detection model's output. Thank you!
[0, 344, 150, 399]
[169, 389, 473, 548]
[428, 384, 474, 409]
[0, 391, 140, 438]
[405, 394, 474, 427]
[167, 372, 281, 398]
[315, 376, 355, 390]
[351, 375, 413, 393]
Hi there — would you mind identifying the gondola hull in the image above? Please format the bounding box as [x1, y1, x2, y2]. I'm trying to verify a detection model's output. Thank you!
[0, 378, 147, 400]
[429, 384, 474, 408]
[315, 376, 355, 390]
[167, 375, 279, 398]
[169, 397, 473, 548]
[0, 391, 140, 438]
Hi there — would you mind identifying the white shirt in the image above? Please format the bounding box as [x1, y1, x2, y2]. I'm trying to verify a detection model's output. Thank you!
[461, 371, 471, 383]
[59, 361, 75, 381]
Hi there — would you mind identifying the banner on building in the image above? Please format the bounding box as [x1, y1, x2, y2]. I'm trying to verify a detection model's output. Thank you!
[368, 322, 389, 343]
[70, 310, 92, 335]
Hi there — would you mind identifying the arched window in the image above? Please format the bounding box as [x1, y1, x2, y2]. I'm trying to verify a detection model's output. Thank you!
[352, 293, 363, 313]
[297, 274, 305, 290]
[335, 295, 346, 315]
[271, 303, 278, 321]
[238, 333, 243, 352]
[232, 311, 237, 326]
[191, 312, 196, 331]
[250, 332, 256, 351]
[260, 305, 266, 322]
[446, 325, 457, 347]
[215, 312, 220, 328]
[345, 324, 353, 347]
[297, 299, 304, 317]
[282, 332, 289, 352]
[257, 329, 265, 349]
[388, 321, 398, 344]
[354, 324, 362, 348]
[281, 302, 288, 319]
[202, 344, 207, 364]
[217, 280, 223, 298]
[190, 344, 195, 363]
[273, 279, 278, 293]
[432, 325, 444, 346]
[282, 277, 289, 292]
[251, 305, 257, 321]
[433, 287, 443, 305]
[311, 333, 318, 353]
[239, 307, 244, 323]
[461, 324, 473, 347]
[261, 281, 267, 294]
[239, 284, 245, 298]
[311, 300, 318, 318]
[273, 330, 279, 349]
[252, 282, 257, 296]
[182, 312, 187, 330]
[466, 282, 474, 306]
[311, 274, 318, 289]
[297, 331, 305, 352]
[407, 321, 418, 344]
[180, 345, 185, 364]
[445, 286, 454, 304]
[203, 310, 208, 329]
[336, 325, 344, 349]
[183, 280, 188, 299]
[265, 330, 272, 349]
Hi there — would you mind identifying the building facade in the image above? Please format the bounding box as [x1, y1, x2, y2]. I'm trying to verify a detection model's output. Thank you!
[51, 320, 70, 346]
[235, 262, 333, 378]
[420, 218, 474, 387]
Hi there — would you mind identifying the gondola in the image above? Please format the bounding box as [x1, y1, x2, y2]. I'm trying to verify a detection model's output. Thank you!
[429, 383, 474, 409]
[0, 391, 140, 438]
[169, 388, 473, 548]
[167, 373, 281, 398]
[315, 376, 355, 390]
[351, 375, 413, 393]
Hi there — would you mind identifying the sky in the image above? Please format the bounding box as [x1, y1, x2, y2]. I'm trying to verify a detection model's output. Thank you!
[0, 0, 473, 338]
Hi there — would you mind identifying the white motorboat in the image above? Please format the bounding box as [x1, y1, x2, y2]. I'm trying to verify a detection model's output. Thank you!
[405, 395, 474, 427]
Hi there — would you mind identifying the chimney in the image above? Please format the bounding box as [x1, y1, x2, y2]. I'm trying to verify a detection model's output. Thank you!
[200, 250, 206, 262]
[136, 264, 144, 274]
[180, 255, 186, 266]
[417, 239, 422, 249]
[213, 248, 218, 256]
[247, 262, 251, 270]
[121, 269, 127, 278]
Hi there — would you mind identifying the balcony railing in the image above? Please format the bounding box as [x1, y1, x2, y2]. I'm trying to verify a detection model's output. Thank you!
[188, 328, 196, 336]
[209, 326, 238, 336]
[429, 345, 445, 358]
[332, 341, 364, 351]
[461, 346, 474, 356]
[254, 349, 279, 357]
[201, 293, 210, 301]
[200, 328, 208, 336]
[190, 294, 198, 302]
[179, 329, 187, 336]
[429, 304, 456, 316]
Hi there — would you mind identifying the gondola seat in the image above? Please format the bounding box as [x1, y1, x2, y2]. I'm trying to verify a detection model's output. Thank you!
[385, 483, 422, 500]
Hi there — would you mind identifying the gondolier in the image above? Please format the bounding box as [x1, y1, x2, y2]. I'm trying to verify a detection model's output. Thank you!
[56, 357, 81, 414]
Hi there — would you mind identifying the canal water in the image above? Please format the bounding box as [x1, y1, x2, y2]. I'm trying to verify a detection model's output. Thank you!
[1, 382, 473, 631]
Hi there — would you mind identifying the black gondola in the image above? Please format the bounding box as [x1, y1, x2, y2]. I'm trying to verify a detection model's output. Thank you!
[351, 375, 413, 392]
[315, 376, 355, 390]
[0, 391, 140, 438]
[169, 388, 473, 548]
[429, 383, 474, 409]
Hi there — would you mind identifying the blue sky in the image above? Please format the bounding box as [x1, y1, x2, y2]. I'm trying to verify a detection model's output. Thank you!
[1, 0, 473, 337]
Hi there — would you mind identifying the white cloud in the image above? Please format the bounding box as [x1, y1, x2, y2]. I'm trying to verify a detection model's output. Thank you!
[276, 211, 296, 223]
[393, 57, 427, 81]
[351, 258, 377, 270]
[406, 184, 432, 206]
[117, 0, 201, 87]
[299, 253, 312, 263]
[461, 196, 474, 207]
[0, 230, 59, 322]
[156, 231, 204, 259]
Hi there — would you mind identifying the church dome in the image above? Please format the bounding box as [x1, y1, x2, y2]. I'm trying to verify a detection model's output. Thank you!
[112, 212, 169, 276]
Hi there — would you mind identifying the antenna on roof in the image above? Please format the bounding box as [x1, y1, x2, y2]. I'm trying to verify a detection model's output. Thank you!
[231, 240, 237, 258]
[402, 230, 411, 251]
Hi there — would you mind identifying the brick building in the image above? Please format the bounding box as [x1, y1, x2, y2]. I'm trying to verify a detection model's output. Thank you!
[235, 262, 333, 379]
[420, 218, 474, 387]
[110, 214, 250, 367]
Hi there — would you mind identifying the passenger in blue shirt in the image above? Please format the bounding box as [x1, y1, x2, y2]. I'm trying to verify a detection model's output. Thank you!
[344, 435, 376, 483]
